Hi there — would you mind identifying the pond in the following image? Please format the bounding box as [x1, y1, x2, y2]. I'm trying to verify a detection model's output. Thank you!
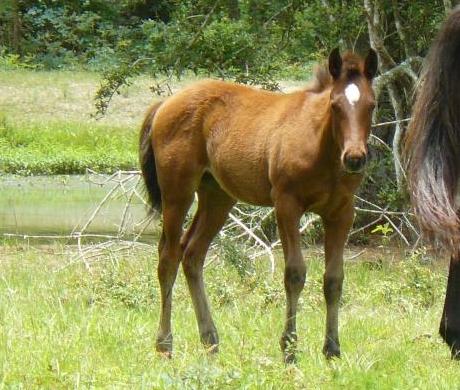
[0, 175, 157, 239]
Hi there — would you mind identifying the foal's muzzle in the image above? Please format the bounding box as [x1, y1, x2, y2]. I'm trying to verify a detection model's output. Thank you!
[343, 153, 367, 173]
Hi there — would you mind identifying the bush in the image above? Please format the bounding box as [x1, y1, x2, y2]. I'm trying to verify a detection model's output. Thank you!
[0, 48, 38, 70]
[219, 237, 255, 280]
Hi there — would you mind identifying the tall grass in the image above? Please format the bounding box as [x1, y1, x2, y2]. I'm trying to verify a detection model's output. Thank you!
[0, 244, 458, 388]
[0, 117, 137, 174]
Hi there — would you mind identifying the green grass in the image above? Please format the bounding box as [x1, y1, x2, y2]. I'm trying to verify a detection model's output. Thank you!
[0, 117, 138, 175]
[0, 244, 458, 388]
[0, 69, 161, 175]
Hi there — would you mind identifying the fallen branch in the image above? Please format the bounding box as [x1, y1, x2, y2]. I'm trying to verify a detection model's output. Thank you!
[2, 169, 420, 271]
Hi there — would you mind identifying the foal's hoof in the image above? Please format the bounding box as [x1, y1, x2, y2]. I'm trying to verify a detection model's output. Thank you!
[280, 333, 297, 365]
[323, 340, 341, 359]
[201, 330, 219, 354]
[283, 351, 297, 365]
[156, 335, 173, 358]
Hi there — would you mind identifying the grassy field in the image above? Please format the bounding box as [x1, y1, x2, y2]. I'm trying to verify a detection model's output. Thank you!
[0, 243, 458, 389]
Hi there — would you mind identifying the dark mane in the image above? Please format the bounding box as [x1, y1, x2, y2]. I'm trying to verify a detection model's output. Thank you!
[306, 52, 366, 93]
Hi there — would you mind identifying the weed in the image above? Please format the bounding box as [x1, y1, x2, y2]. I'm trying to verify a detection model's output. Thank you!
[77, 262, 156, 311]
[258, 280, 284, 307]
[372, 248, 444, 309]
[219, 237, 255, 280]
[371, 223, 394, 245]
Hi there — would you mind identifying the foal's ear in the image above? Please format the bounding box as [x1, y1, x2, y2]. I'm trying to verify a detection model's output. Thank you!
[364, 49, 378, 79]
[328, 48, 342, 80]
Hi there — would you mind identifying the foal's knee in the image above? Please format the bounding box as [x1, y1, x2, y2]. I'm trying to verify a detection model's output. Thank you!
[323, 274, 344, 304]
[157, 242, 182, 278]
[284, 264, 306, 293]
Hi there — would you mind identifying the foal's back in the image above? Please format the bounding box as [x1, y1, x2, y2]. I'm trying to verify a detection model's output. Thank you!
[152, 79, 330, 206]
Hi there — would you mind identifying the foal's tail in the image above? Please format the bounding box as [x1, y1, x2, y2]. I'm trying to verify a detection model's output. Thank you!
[139, 101, 163, 213]
[404, 6, 460, 247]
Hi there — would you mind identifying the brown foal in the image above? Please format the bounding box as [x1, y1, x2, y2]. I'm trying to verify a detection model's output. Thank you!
[139, 48, 378, 362]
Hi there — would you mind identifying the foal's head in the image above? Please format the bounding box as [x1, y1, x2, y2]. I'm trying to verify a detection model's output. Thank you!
[328, 49, 378, 173]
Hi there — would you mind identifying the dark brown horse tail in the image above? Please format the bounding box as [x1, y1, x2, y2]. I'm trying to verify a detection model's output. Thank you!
[404, 6, 460, 248]
[139, 101, 163, 213]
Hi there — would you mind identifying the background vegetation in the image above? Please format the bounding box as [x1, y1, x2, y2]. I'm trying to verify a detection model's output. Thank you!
[0, 69, 143, 175]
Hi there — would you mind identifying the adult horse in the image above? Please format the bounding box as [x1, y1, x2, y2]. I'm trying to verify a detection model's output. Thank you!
[139, 48, 378, 363]
[405, 6, 460, 359]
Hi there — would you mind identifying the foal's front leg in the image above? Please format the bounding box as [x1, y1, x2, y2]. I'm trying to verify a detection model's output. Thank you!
[321, 204, 354, 359]
[275, 196, 306, 364]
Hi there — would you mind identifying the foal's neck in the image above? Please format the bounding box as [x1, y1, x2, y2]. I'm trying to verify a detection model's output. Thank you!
[312, 91, 342, 167]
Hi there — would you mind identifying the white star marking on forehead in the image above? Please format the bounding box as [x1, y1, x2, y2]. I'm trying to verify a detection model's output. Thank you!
[344, 83, 361, 106]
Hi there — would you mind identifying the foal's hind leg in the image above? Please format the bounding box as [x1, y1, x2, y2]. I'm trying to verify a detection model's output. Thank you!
[156, 190, 195, 356]
[182, 176, 235, 352]
[321, 204, 354, 359]
[439, 254, 460, 359]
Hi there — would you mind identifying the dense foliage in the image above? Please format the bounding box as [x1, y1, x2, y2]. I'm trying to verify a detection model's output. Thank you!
[0, 1, 445, 73]
[0, 1, 451, 112]
[0, 1, 451, 121]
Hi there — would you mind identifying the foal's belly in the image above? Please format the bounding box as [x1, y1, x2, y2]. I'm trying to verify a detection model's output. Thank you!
[204, 121, 274, 205]
[207, 156, 273, 206]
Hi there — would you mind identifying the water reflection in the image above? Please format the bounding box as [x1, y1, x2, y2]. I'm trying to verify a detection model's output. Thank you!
[0, 175, 156, 238]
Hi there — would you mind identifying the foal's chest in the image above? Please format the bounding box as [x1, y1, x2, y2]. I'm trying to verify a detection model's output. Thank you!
[300, 174, 363, 216]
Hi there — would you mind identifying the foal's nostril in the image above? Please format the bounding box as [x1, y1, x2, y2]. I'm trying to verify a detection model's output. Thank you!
[344, 155, 367, 173]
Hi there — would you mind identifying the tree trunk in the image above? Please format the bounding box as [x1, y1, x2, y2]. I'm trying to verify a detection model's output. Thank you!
[363, 0, 419, 191]
[443, 0, 453, 15]
[391, 0, 414, 58]
[11, 0, 21, 54]
[387, 83, 406, 189]
[226, 0, 240, 20]
[363, 0, 396, 70]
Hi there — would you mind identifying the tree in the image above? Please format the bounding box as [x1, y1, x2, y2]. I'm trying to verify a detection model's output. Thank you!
[0, 0, 22, 53]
